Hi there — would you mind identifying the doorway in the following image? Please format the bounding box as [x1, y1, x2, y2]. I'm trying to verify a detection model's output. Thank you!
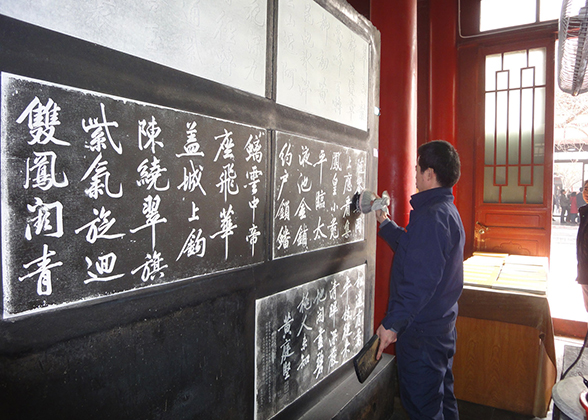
[549, 85, 588, 323]
[474, 41, 554, 257]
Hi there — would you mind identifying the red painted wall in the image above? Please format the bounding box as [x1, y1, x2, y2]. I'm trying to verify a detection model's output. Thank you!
[370, 0, 418, 342]
[428, 0, 457, 146]
[347, 0, 370, 19]
[357, 0, 466, 349]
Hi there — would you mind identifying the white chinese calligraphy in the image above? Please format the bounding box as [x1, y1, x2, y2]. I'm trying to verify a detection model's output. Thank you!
[4, 74, 267, 316]
[82, 103, 122, 154]
[17, 97, 70, 147]
[256, 266, 365, 417]
[25, 197, 64, 240]
[24, 151, 69, 191]
[19, 244, 63, 296]
[272, 133, 366, 259]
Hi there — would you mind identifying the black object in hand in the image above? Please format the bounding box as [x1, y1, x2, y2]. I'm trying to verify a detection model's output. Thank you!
[353, 334, 381, 383]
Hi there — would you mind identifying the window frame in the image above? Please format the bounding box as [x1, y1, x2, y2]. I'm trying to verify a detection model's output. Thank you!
[459, 0, 559, 39]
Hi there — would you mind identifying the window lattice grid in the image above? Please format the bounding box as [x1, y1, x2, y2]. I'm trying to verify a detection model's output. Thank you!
[484, 48, 546, 204]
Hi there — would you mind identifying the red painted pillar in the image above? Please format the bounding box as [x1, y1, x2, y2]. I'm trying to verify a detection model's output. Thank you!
[429, 0, 457, 145]
[370, 0, 418, 340]
[429, 0, 459, 205]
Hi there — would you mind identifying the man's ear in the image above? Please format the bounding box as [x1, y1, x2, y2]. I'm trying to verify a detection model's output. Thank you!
[425, 167, 435, 181]
[425, 168, 439, 186]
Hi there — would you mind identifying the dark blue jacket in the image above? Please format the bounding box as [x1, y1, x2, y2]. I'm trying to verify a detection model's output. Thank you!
[378, 187, 465, 336]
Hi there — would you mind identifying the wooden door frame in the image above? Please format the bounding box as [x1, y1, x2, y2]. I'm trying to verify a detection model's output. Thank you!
[457, 34, 556, 258]
[477, 38, 554, 257]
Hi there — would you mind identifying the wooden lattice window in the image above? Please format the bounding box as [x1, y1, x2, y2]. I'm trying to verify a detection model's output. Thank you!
[484, 47, 546, 204]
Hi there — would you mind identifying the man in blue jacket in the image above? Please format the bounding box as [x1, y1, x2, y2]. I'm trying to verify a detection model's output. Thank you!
[375, 140, 465, 420]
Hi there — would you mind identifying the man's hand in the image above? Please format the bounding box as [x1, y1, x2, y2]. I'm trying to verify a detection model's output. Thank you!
[375, 209, 388, 224]
[375, 324, 397, 360]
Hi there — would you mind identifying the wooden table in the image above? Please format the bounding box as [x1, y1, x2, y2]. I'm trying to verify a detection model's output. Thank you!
[452, 254, 556, 417]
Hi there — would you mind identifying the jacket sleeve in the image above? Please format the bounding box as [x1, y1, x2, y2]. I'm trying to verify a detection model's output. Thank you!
[381, 209, 450, 333]
[377, 219, 405, 252]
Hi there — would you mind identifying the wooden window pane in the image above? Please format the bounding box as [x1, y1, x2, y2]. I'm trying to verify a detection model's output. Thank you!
[484, 167, 500, 203]
[502, 166, 526, 202]
[497, 91, 508, 165]
[484, 48, 546, 204]
[509, 89, 521, 164]
[485, 92, 496, 165]
[521, 88, 534, 165]
[486, 54, 502, 91]
[529, 48, 546, 85]
[527, 166, 544, 203]
[503, 50, 527, 89]
[534, 87, 546, 164]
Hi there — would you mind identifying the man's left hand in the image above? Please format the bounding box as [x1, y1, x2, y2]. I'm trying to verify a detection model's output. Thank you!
[375, 324, 397, 360]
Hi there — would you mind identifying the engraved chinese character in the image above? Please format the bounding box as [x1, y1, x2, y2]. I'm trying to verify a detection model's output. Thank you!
[245, 166, 263, 194]
[298, 145, 313, 167]
[279, 142, 293, 167]
[19, 244, 63, 296]
[249, 196, 260, 223]
[330, 152, 342, 171]
[246, 224, 261, 257]
[244, 132, 263, 163]
[313, 216, 327, 240]
[84, 253, 124, 284]
[210, 205, 237, 260]
[81, 153, 123, 199]
[176, 121, 205, 157]
[131, 249, 168, 282]
[331, 173, 338, 196]
[297, 292, 312, 313]
[216, 163, 239, 202]
[25, 197, 63, 240]
[277, 169, 289, 200]
[293, 223, 308, 248]
[75, 207, 125, 244]
[138, 116, 163, 153]
[314, 149, 327, 183]
[213, 129, 235, 162]
[82, 103, 122, 154]
[188, 202, 200, 222]
[276, 225, 291, 250]
[177, 161, 206, 195]
[177, 228, 206, 261]
[24, 151, 69, 191]
[137, 156, 170, 191]
[316, 190, 326, 210]
[294, 198, 311, 220]
[297, 174, 312, 194]
[130, 195, 168, 250]
[328, 217, 339, 239]
[275, 199, 290, 221]
[343, 172, 353, 194]
[16, 97, 70, 146]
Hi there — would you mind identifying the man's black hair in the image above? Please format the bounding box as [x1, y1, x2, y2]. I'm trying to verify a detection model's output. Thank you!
[417, 140, 461, 188]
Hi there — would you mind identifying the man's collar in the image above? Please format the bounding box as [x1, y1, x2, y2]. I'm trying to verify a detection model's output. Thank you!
[410, 187, 453, 208]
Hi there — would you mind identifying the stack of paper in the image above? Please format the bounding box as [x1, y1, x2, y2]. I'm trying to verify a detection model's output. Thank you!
[463, 253, 548, 295]
[494, 255, 548, 294]
[463, 253, 506, 287]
